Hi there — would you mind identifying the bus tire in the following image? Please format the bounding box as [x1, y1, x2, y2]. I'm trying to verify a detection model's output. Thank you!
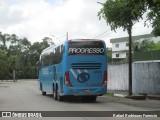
[53, 85, 57, 100]
[52, 84, 54, 99]
[40, 84, 46, 95]
[40, 83, 42, 91]
[57, 90, 63, 101]
[42, 91, 46, 95]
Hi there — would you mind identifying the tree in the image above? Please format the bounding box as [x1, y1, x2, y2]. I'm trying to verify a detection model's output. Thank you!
[153, 41, 160, 50]
[0, 31, 50, 80]
[0, 32, 10, 50]
[0, 50, 8, 80]
[29, 40, 49, 65]
[133, 39, 155, 51]
[145, 0, 160, 36]
[8, 55, 18, 82]
[19, 37, 31, 51]
[42, 37, 54, 46]
[10, 34, 19, 45]
[151, 16, 160, 36]
[98, 0, 145, 95]
[131, 0, 160, 36]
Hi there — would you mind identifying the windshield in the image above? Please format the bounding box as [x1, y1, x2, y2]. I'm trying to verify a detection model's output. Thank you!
[68, 41, 105, 55]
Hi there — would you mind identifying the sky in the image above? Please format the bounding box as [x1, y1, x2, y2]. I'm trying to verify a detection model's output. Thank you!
[0, 0, 153, 47]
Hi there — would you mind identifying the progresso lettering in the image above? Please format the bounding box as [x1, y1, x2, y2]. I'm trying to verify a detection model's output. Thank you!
[68, 48, 104, 54]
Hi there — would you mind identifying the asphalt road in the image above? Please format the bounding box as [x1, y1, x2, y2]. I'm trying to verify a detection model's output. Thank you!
[0, 80, 159, 120]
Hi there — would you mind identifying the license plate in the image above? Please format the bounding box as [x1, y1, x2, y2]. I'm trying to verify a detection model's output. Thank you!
[83, 89, 90, 92]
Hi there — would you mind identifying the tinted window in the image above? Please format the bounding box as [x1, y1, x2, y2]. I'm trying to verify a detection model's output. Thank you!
[41, 45, 64, 67]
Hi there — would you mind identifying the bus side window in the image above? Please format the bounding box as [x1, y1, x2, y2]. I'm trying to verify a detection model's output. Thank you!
[53, 48, 56, 64]
[62, 45, 65, 54]
[41, 55, 44, 67]
[35, 60, 40, 76]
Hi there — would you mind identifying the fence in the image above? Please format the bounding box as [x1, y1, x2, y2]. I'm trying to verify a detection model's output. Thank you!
[108, 61, 160, 95]
[133, 50, 160, 61]
[108, 64, 128, 90]
[133, 61, 160, 95]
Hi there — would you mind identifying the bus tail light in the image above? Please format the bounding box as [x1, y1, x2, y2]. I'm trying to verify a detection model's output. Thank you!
[65, 71, 72, 87]
[102, 71, 107, 86]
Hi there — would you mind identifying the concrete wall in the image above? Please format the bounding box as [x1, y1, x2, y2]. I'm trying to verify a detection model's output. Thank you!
[133, 61, 160, 95]
[108, 61, 160, 95]
[108, 64, 128, 90]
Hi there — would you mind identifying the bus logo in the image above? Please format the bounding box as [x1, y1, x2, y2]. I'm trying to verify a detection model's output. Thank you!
[77, 72, 90, 83]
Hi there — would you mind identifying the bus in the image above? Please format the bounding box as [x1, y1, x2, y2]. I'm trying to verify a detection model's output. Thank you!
[38, 39, 107, 102]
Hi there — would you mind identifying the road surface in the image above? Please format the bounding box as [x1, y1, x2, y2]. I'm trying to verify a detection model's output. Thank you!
[0, 80, 159, 120]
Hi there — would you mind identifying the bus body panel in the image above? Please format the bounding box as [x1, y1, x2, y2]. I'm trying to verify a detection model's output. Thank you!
[40, 65, 54, 93]
[68, 56, 106, 86]
[39, 39, 107, 98]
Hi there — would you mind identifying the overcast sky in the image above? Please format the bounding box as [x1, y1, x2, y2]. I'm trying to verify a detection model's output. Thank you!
[0, 0, 153, 47]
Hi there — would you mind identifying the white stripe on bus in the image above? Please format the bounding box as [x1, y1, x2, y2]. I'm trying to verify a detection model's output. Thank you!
[77, 69, 81, 74]
[84, 69, 88, 73]
[70, 69, 77, 79]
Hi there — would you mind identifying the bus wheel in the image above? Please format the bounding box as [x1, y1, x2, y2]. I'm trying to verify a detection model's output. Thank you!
[90, 96, 97, 102]
[42, 91, 46, 95]
[53, 86, 57, 100]
[40, 83, 42, 91]
[57, 90, 63, 101]
[40, 84, 46, 95]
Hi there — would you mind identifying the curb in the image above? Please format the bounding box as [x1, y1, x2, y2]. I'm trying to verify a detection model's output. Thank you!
[113, 93, 160, 100]
[147, 95, 160, 100]
[114, 93, 127, 98]
[126, 95, 146, 100]
[107, 90, 160, 100]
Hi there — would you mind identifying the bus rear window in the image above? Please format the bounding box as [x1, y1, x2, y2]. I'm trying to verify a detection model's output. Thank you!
[68, 41, 105, 55]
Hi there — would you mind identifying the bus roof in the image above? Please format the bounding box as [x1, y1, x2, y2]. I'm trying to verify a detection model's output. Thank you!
[68, 39, 104, 42]
[41, 39, 104, 54]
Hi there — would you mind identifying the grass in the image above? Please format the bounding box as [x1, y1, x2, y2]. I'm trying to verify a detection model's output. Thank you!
[105, 92, 114, 97]
[105, 92, 124, 99]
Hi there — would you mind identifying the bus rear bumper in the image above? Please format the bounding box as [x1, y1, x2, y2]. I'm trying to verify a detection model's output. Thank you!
[62, 86, 107, 96]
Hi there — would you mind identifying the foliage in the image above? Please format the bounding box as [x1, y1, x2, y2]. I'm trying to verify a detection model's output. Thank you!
[0, 50, 8, 79]
[145, 0, 160, 36]
[98, 0, 160, 36]
[0, 32, 10, 48]
[133, 39, 155, 51]
[130, 0, 160, 36]
[98, 0, 144, 32]
[0, 31, 49, 80]
[153, 41, 160, 50]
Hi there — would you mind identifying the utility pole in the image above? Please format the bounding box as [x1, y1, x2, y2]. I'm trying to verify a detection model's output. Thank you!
[127, 25, 133, 96]
[66, 32, 68, 40]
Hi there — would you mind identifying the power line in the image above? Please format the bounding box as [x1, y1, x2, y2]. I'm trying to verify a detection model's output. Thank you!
[95, 20, 147, 39]
[50, 34, 67, 43]
[51, 35, 62, 43]
[94, 28, 111, 39]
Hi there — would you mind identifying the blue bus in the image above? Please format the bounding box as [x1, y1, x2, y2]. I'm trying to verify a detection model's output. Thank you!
[38, 39, 107, 102]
